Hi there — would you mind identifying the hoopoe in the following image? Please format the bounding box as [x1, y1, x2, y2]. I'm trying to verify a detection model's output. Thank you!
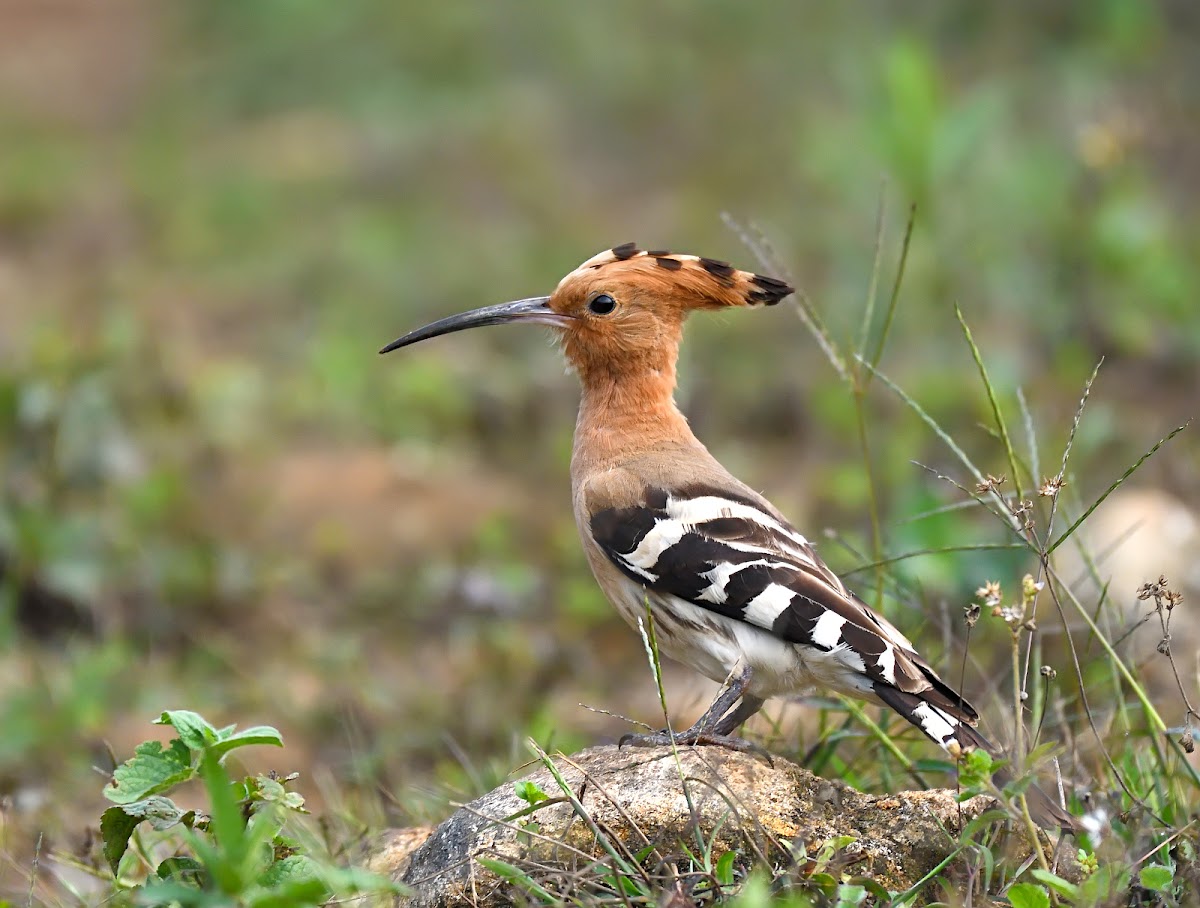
[382, 243, 1075, 831]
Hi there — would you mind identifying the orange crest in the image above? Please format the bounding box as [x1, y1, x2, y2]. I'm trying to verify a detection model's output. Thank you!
[547, 243, 793, 380]
[380, 242, 792, 383]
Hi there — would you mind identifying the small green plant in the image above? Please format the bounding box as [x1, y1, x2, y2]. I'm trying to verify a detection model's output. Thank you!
[100, 709, 399, 907]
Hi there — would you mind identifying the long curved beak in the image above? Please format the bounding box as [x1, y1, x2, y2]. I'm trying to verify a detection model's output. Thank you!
[379, 296, 571, 354]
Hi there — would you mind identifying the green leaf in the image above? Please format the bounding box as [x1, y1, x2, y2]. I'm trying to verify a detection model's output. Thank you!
[958, 747, 997, 788]
[157, 856, 206, 885]
[244, 879, 330, 908]
[100, 806, 140, 875]
[249, 775, 307, 813]
[135, 879, 208, 906]
[154, 710, 217, 751]
[476, 857, 556, 902]
[715, 850, 736, 887]
[1029, 868, 1081, 900]
[99, 795, 190, 872]
[809, 872, 839, 894]
[106, 739, 194, 805]
[209, 725, 284, 762]
[847, 876, 891, 902]
[835, 882, 868, 907]
[1139, 864, 1174, 891]
[316, 865, 405, 897]
[123, 795, 187, 830]
[1006, 882, 1050, 908]
[258, 854, 322, 888]
[1079, 865, 1129, 903]
[513, 780, 549, 806]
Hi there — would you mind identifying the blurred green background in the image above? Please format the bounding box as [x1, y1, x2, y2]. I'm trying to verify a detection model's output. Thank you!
[1, 0, 1197, 891]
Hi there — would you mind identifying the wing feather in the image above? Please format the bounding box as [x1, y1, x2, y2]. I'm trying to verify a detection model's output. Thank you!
[589, 482, 979, 724]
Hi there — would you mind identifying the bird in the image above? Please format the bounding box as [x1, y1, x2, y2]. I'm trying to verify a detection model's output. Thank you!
[381, 242, 1075, 831]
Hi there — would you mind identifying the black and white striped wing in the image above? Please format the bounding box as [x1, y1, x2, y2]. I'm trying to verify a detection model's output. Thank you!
[589, 483, 1081, 832]
[589, 483, 979, 727]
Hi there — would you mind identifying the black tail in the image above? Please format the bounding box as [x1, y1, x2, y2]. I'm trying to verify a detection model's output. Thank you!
[874, 684, 1077, 833]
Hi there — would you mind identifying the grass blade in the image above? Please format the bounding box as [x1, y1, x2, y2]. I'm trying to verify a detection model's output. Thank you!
[1043, 358, 1103, 546]
[475, 857, 557, 902]
[856, 187, 888, 364]
[839, 698, 925, 788]
[866, 202, 916, 376]
[722, 212, 848, 381]
[1047, 422, 1189, 555]
[840, 542, 1026, 577]
[955, 304, 1024, 499]
[1016, 386, 1040, 486]
[855, 356, 987, 487]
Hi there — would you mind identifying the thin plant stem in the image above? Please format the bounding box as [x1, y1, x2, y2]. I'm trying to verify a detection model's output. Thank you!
[1043, 569, 1187, 815]
[1047, 422, 1189, 555]
[866, 203, 916, 376]
[852, 393, 886, 608]
[1017, 386, 1040, 485]
[1011, 633, 1025, 776]
[856, 186, 888, 364]
[892, 845, 966, 905]
[527, 739, 648, 877]
[841, 542, 1025, 577]
[839, 697, 927, 789]
[955, 304, 1025, 500]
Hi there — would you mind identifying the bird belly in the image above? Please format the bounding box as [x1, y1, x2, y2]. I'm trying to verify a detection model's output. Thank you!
[605, 578, 873, 702]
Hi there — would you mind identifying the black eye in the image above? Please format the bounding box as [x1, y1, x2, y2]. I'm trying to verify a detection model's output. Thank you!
[587, 293, 617, 315]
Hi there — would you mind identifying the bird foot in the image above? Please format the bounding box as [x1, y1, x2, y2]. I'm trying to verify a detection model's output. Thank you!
[618, 729, 772, 763]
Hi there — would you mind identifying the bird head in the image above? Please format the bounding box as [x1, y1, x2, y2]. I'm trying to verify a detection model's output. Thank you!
[381, 243, 793, 379]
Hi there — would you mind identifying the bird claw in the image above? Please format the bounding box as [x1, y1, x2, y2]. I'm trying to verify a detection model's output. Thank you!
[618, 729, 773, 764]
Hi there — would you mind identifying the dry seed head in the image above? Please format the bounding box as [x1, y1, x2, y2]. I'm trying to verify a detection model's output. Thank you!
[998, 604, 1023, 627]
[1137, 575, 1169, 601]
[964, 602, 981, 627]
[975, 473, 1007, 494]
[1040, 665, 1057, 681]
[975, 580, 1002, 607]
[1038, 474, 1067, 497]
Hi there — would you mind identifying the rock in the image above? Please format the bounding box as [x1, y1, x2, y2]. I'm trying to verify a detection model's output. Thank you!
[383, 745, 1057, 906]
[365, 825, 438, 880]
[1059, 489, 1198, 633]
[1056, 487, 1199, 709]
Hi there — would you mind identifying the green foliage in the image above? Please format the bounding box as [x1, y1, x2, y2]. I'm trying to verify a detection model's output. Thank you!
[475, 857, 557, 903]
[99, 710, 398, 906]
[106, 739, 195, 807]
[1007, 882, 1051, 908]
[513, 779, 549, 807]
[1139, 863, 1174, 892]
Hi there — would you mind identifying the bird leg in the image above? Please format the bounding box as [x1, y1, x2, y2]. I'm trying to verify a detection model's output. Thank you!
[709, 692, 765, 736]
[619, 666, 767, 756]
